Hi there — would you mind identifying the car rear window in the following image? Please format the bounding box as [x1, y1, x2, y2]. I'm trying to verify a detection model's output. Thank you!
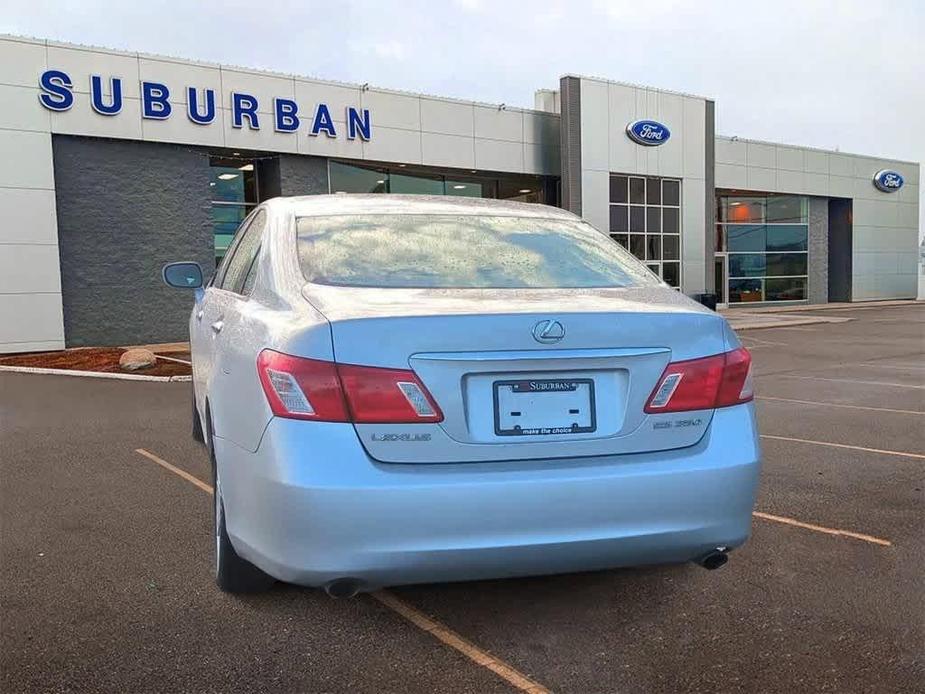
[296, 214, 661, 289]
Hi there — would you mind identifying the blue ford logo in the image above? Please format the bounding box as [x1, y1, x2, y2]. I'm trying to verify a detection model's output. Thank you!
[626, 119, 671, 146]
[872, 169, 904, 193]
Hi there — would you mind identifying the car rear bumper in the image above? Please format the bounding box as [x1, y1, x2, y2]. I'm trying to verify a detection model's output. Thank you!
[214, 404, 761, 589]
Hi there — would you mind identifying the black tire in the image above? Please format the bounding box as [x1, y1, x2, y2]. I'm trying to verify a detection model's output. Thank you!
[209, 423, 275, 594]
[192, 387, 204, 444]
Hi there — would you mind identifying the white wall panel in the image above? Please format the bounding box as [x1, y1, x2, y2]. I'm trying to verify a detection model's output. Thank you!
[420, 99, 473, 137]
[0, 130, 54, 189]
[716, 163, 747, 189]
[0, 84, 51, 132]
[0, 36, 46, 87]
[580, 169, 609, 233]
[0, 188, 58, 244]
[0, 244, 61, 294]
[776, 146, 804, 172]
[360, 90, 420, 131]
[474, 138, 523, 173]
[803, 150, 828, 174]
[302, 130, 364, 159]
[680, 97, 704, 180]
[579, 79, 609, 172]
[523, 112, 557, 144]
[746, 166, 775, 191]
[0, 293, 65, 347]
[138, 58, 222, 104]
[46, 43, 142, 98]
[219, 68, 295, 114]
[715, 137, 747, 165]
[474, 106, 522, 142]
[360, 125, 422, 164]
[746, 142, 775, 169]
[221, 110, 300, 153]
[776, 169, 805, 194]
[50, 97, 144, 140]
[295, 80, 362, 125]
[421, 132, 474, 168]
[607, 83, 637, 175]
[142, 107, 225, 146]
[523, 143, 558, 175]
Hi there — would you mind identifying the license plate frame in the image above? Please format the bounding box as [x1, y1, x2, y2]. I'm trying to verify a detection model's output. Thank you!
[492, 378, 597, 437]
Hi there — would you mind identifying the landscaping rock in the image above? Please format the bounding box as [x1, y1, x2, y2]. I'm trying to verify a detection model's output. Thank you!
[119, 348, 157, 371]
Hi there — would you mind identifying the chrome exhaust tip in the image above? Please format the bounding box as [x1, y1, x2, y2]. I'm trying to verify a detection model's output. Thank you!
[696, 548, 729, 571]
[324, 578, 363, 599]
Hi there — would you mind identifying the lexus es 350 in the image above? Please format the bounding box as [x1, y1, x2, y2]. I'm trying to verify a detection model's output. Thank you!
[162, 194, 761, 595]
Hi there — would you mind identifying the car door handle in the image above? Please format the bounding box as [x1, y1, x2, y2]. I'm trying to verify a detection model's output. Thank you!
[210, 320, 224, 334]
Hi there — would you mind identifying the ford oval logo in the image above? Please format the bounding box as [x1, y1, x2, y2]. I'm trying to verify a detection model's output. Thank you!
[873, 169, 904, 193]
[626, 119, 671, 146]
[532, 319, 565, 344]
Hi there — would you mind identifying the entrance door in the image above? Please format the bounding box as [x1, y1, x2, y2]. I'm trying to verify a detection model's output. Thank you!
[714, 254, 728, 308]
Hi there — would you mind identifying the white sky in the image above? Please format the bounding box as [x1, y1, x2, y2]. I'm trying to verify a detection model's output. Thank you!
[3, 0, 923, 238]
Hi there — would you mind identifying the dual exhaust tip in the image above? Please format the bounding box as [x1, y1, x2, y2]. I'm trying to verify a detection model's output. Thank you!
[324, 549, 731, 598]
[695, 548, 729, 571]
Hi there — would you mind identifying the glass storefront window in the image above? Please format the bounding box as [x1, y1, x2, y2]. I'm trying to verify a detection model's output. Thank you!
[328, 161, 544, 204]
[210, 157, 258, 268]
[729, 278, 763, 302]
[391, 172, 444, 195]
[330, 161, 388, 193]
[609, 174, 682, 288]
[717, 192, 809, 303]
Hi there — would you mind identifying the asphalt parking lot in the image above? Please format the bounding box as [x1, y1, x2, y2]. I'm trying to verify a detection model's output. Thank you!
[2, 303, 923, 693]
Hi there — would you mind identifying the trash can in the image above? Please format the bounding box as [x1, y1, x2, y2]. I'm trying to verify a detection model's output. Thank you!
[693, 293, 718, 311]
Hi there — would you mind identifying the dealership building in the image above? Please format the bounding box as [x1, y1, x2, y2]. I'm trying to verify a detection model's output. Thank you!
[0, 34, 920, 353]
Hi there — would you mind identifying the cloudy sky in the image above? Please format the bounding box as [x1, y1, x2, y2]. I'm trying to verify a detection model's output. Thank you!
[3, 0, 922, 235]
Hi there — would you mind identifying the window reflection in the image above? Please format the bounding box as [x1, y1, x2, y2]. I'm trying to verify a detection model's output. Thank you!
[717, 192, 809, 303]
[608, 174, 682, 287]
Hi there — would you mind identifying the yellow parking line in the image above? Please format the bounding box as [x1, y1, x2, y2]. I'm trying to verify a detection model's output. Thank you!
[135, 448, 213, 494]
[760, 434, 925, 460]
[133, 448, 551, 694]
[372, 591, 550, 694]
[753, 511, 891, 546]
[757, 396, 925, 416]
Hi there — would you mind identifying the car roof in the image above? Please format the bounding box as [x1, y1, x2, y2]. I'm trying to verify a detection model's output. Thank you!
[269, 194, 580, 220]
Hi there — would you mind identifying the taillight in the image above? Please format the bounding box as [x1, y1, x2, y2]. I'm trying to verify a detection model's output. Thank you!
[644, 347, 753, 414]
[257, 351, 349, 421]
[257, 349, 443, 423]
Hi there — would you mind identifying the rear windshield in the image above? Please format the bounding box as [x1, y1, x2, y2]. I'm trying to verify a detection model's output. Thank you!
[296, 214, 660, 289]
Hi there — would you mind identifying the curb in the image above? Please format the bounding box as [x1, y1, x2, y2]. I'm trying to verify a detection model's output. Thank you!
[0, 365, 191, 382]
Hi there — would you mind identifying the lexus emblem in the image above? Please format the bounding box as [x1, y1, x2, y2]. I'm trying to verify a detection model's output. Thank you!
[532, 319, 565, 344]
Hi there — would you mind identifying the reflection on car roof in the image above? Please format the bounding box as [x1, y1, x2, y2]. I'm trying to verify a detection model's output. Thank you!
[277, 194, 579, 220]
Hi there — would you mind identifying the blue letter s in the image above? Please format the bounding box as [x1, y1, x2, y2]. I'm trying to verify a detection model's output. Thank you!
[38, 69, 74, 111]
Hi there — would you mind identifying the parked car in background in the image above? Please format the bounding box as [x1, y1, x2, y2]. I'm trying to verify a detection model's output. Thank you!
[163, 195, 760, 595]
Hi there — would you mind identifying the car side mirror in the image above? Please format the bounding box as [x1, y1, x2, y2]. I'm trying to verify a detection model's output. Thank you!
[163, 262, 204, 289]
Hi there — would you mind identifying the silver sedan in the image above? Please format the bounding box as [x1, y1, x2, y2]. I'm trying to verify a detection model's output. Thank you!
[163, 194, 761, 595]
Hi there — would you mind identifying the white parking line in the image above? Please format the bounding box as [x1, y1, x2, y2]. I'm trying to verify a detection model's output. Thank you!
[133, 448, 551, 694]
[760, 434, 925, 460]
[757, 396, 925, 416]
[766, 375, 925, 390]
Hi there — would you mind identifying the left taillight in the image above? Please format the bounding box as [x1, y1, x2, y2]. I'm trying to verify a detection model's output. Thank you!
[256, 349, 443, 423]
[644, 347, 754, 414]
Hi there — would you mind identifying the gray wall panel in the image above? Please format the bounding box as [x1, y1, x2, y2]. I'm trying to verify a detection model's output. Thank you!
[53, 135, 212, 347]
[279, 155, 329, 197]
[559, 77, 581, 215]
[808, 197, 829, 304]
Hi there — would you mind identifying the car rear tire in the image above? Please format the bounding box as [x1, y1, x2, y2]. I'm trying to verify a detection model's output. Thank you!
[209, 423, 275, 594]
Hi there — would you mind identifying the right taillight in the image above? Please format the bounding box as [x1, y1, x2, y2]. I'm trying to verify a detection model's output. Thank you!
[256, 349, 443, 423]
[644, 347, 753, 414]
